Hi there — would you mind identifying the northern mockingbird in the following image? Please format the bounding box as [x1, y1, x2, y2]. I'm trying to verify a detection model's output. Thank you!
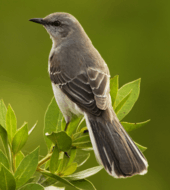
[29, 12, 148, 178]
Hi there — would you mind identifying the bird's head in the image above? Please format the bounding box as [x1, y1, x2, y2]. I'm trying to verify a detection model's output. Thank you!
[29, 12, 88, 46]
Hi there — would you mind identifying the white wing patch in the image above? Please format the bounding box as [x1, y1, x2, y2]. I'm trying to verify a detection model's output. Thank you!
[88, 67, 110, 110]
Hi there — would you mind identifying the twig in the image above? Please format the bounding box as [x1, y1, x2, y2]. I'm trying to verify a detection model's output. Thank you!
[36, 153, 52, 170]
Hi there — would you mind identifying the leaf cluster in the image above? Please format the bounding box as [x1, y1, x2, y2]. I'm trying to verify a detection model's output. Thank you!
[0, 76, 149, 190]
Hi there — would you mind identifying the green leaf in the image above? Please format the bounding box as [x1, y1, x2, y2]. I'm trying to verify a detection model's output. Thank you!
[16, 151, 25, 169]
[56, 148, 77, 175]
[15, 147, 39, 188]
[61, 117, 66, 131]
[46, 131, 72, 152]
[115, 90, 132, 114]
[40, 170, 73, 187]
[135, 142, 147, 152]
[64, 166, 103, 181]
[45, 160, 50, 170]
[110, 75, 119, 108]
[67, 148, 77, 166]
[73, 127, 88, 140]
[50, 145, 59, 173]
[25, 177, 35, 184]
[40, 170, 96, 190]
[0, 150, 10, 169]
[44, 97, 63, 151]
[31, 171, 42, 183]
[80, 127, 88, 133]
[37, 173, 47, 184]
[40, 176, 57, 187]
[69, 179, 96, 190]
[81, 147, 93, 151]
[28, 121, 37, 135]
[121, 120, 150, 132]
[19, 183, 44, 190]
[66, 115, 84, 136]
[12, 122, 28, 155]
[73, 150, 90, 167]
[115, 78, 141, 121]
[0, 124, 10, 159]
[63, 162, 77, 176]
[76, 119, 86, 133]
[56, 152, 64, 174]
[72, 135, 91, 146]
[56, 114, 65, 132]
[0, 99, 7, 129]
[76, 142, 92, 150]
[59, 154, 70, 174]
[6, 104, 17, 143]
[73, 132, 82, 140]
[0, 164, 16, 190]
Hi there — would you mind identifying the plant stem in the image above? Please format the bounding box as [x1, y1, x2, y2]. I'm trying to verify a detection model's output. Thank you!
[36, 167, 44, 172]
[12, 153, 16, 173]
[37, 153, 52, 170]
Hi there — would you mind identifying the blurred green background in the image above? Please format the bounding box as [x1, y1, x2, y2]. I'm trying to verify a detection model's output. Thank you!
[0, 0, 170, 189]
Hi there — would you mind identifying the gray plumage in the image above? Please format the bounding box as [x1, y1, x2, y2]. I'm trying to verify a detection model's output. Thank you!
[30, 12, 148, 178]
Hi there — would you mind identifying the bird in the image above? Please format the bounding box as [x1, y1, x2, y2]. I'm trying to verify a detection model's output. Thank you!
[29, 12, 148, 178]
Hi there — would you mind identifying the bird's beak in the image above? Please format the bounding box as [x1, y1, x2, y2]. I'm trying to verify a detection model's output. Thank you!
[29, 18, 46, 25]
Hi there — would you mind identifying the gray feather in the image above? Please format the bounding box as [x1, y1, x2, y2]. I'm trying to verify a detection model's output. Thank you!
[31, 12, 149, 178]
[86, 111, 148, 178]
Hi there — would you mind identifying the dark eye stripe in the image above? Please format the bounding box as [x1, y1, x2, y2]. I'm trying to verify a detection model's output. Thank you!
[51, 21, 61, 26]
[43, 20, 62, 27]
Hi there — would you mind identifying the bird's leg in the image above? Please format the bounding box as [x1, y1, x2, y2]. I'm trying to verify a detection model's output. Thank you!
[64, 122, 70, 131]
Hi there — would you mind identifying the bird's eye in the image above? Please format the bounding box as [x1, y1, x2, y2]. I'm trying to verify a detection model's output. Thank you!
[53, 20, 61, 26]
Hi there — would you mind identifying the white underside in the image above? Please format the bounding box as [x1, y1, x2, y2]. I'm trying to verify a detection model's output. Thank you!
[52, 83, 83, 123]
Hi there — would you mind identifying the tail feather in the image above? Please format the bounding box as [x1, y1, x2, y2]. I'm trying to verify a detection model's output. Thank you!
[84, 112, 148, 178]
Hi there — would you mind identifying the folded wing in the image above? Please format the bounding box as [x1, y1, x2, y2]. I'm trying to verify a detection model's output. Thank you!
[50, 66, 110, 116]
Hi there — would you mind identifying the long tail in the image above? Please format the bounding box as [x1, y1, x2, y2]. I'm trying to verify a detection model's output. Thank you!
[84, 110, 148, 178]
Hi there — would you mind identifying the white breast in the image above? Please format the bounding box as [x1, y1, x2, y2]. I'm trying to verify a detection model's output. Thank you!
[51, 83, 83, 123]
